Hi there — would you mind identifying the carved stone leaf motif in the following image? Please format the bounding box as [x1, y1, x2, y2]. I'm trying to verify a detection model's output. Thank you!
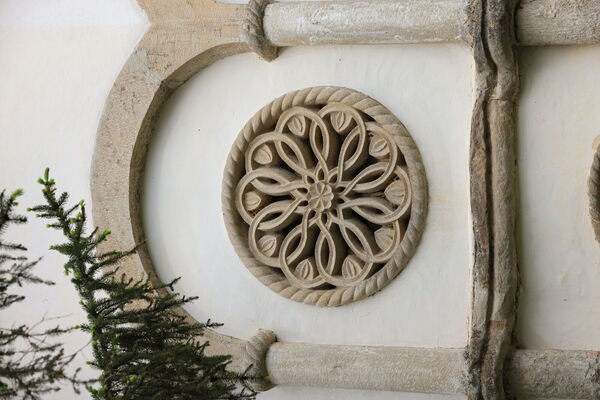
[254, 144, 277, 165]
[297, 258, 317, 280]
[288, 115, 307, 137]
[244, 191, 265, 211]
[331, 111, 353, 134]
[369, 135, 389, 158]
[374, 227, 395, 251]
[385, 179, 408, 206]
[331, 112, 346, 131]
[225, 87, 427, 306]
[342, 255, 363, 279]
[258, 234, 281, 257]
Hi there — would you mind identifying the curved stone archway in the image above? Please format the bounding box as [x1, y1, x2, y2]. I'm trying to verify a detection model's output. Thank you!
[90, 0, 263, 372]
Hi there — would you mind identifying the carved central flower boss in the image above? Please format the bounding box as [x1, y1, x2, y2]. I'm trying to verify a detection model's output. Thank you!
[223, 87, 427, 307]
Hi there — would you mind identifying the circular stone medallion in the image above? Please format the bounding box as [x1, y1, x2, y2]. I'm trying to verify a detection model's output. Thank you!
[222, 87, 427, 307]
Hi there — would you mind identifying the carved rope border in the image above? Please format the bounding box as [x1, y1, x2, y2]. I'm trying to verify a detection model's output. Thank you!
[222, 86, 427, 307]
[91, 0, 600, 398]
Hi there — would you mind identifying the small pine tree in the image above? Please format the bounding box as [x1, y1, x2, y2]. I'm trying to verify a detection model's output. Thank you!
[0, 188, 79, 399]
[30, 169, 256, 400]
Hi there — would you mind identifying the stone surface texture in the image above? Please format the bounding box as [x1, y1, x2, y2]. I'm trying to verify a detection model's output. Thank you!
[263, 0, 469, 46]
[222, 86, 427, 306]
[92, 0, 254, 373]
[517, 0, 600, 46]
[261, 0, 600, 47]
[464, 0, 519, 399]
[267, 343, 466, 394]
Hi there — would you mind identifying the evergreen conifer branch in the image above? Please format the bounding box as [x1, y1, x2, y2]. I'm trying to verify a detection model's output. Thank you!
[0, 188, 81, 399]
[32, 169, 258, 400]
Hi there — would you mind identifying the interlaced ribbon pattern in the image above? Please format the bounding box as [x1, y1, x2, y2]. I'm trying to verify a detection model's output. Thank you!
[223, 87, 427, 307]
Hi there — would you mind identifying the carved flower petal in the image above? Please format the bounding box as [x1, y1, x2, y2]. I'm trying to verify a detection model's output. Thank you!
[342, 255, 363, 279]
[334, 216, 377, 260]
[331, 111, 352, 134]
[243, 190, 266, 212]
[253, 143, 278, 166]
[258, 234, 282, 257]
[369, 135, 389, 159]
[374, 227, 395, 251]
[384, 179, 408, 206]
[243, 168, 306, 198]
[288, 115, 307, 137]
[296, 257, 317, 280]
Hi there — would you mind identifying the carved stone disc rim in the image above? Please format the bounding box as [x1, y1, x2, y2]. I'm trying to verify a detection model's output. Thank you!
[222, 86, 428, 307]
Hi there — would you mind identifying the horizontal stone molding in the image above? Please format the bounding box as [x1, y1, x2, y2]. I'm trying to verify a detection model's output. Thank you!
[508, 349, 600, 399]
[517, 0, 600, 46]
[264, 0, 469, 46]
[263, 0, 600, 47]
[266, 343, 600, 399]
[267, 343, 465, 394]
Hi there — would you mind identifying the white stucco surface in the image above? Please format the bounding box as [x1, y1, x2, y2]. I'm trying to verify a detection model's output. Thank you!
[0, 1, 147, 398]
[3, 1, 600, 399]
[143, 44, 473, 350]
[1, 2, 471, 398]
[517, 44, 600, 351]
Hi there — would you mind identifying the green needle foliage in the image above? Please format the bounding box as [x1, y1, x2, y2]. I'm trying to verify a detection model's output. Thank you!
[30, 169, 256, 400]
[0, 188, 79, 399]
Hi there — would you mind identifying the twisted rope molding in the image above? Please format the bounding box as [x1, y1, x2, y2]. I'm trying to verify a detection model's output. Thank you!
[244, 329, 277, 392]
[244, 0, 278, 61]
[589, 144, 600, 242]
[222, 86, 428, 307]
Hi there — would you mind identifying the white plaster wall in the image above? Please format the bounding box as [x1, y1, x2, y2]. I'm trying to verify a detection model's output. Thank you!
[517, 44, 600, 351]
[0, 1, 147, 398]
[143, 44, 473, 351]
[1, 2, 471, 398]
[5, 1, 600, 400]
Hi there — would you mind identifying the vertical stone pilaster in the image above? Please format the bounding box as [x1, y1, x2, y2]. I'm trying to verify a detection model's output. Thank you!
[466, 0, 519, 398]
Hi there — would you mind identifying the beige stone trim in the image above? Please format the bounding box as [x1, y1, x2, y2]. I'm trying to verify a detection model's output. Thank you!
[244, 330, 278, 391]
[91, 0, 254, 374]
[263, 0, 469, 46]
[222, 86, 427, 306]
[262, 0, 600, 47]
[508, 349, 600, 399]
[244, 0, 278, 61]
[465, 0, 519, 398]
[266, 344, 600, 398]
[267, 343, 466, 395]
[517, 0, 600, 46]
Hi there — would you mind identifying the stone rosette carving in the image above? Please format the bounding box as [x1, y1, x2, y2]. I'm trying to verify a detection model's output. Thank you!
[222, 86, 427, 306]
